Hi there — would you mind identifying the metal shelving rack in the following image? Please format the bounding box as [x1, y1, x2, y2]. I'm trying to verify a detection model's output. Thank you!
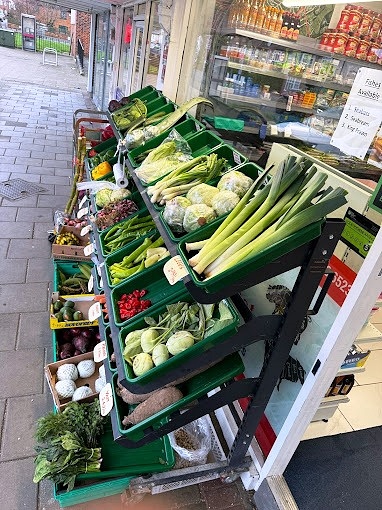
[85, 115, 344, 485]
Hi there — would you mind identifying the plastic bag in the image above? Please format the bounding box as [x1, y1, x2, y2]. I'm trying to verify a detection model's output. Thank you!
[169, 417, 211, 467]
[135, 129, 193, 184]
[163, 196, 191, 233]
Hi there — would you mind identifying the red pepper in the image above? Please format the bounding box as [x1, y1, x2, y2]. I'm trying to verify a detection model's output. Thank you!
[117, 289, 151, 321]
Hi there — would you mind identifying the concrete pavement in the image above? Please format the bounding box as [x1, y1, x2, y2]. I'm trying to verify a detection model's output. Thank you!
[0, 45, 255, 510]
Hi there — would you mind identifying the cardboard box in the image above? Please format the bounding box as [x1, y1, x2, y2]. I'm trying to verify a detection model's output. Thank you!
[45, 352, 103, 411]
[50, 294, 99, 329]
[52, 226, 91, 262]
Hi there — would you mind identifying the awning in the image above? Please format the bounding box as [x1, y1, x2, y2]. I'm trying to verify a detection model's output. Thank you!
[41, 0, 123, 14]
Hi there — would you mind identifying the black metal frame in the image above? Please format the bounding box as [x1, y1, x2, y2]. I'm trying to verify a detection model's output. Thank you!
[85, 119, 344, 460]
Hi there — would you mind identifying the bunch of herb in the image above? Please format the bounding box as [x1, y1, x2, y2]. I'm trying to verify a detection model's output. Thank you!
[33, 400, 107, 491]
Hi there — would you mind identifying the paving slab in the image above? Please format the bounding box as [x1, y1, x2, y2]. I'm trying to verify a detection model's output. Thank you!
[0, 399, 6, 441]
[0, 282, 48, 313]
[1, 393, 51, 461]
[37, 194, 67, 210]
[0, 221, 33, 238]
[18, 311, 52, 349]
[0, 239, 9, 257]
[9, 172, 42, 183]
[33, 222, 54, 239]
[16, 207, 54, 223]
[1, 194, 39, 208]
[26, 258, 54, 283]
[0, 313, 19, 350]
[0, 258, 27, 284]
[38, 479, 61, 510]
[8, 239, 52, 259]
[0, 206, 17, 221]
[0, 348, 45, 397]
[0, 457, 38, 510]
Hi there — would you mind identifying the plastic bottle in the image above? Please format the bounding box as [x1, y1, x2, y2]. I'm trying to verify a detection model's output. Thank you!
[227, 1, 240, 29]
[292, 15, 300, 41]
[287, 14, 295, 40]
[280, 12, 290, 39]
[268, 7, 278, 32]
[255, 0, 266, 30]
[238, 0, 251, 30]
[275, 9, 284, 35]
[247, 0, 259, 31]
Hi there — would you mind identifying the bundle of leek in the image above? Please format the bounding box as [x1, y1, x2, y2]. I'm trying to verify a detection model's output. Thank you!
[187, 156, 347, 279]
[147, 153, 227, 205]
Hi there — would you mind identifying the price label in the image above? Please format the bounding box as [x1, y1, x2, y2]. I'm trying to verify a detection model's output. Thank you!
[94, 341, 107, 362]
[81, 224, 92, 236]
[99, 277, 103, 289]
[320, 255, 357, 306]
[284, 126, 292, 138]
[97, 264, 103, 276]
[270, 124, 278, 136]
[99, 383, 113, 416]
[88, 273, 94, 292]
[196, 122, 202, 131]
[84, 243, 95, 256]
[163, 255, 189, 285]
[78, 194, 88, 208]
[88, 301, 102, 322]
[233, 152, 241, 165]
[77, 206, 89, 219]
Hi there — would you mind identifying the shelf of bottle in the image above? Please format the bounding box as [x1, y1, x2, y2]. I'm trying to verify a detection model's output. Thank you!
[223, 28, 382, 71]
[225, 60, 351, 93]
[218, 90, 316, 115]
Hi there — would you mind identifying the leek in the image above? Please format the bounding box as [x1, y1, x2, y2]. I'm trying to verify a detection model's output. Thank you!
[206, 188, 347, 278]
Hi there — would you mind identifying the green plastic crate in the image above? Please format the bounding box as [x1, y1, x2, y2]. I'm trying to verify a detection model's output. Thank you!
[110, 263, 185, 328]
[77, 426, 174, 480]
[104, 231, 166, 289]
[112, 352, 244, 441]
[128, 85, 160, 100]
[87, 140, 117, 170]
[99, 210, 157, 258]
[95, 196, 147, 234]
[117, 100, 176, 138]
[127, 117, 205, 169]
[53, 260, 93, 293]
[118, 293, 240, 386]
[103, 325, 117, 372]
[187, 130, 224, 157]
[54, 475, 132, 508]
[177, 219, 324, 294]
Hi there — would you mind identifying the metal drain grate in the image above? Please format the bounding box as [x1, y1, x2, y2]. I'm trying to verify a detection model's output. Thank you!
[0, 179, 47, 200]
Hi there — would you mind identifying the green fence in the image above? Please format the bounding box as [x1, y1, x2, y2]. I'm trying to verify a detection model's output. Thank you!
[14, 32, 70, 54]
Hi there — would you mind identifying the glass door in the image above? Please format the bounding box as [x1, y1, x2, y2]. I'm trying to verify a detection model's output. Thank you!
[117, 6, 134, 99]
[129, 21, 146, 94]
[92, 11, 110, 110]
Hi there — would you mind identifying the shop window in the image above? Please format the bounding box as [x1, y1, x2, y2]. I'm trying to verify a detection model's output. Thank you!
[58, 25, 68, 35]
[60, 9, 67, 20]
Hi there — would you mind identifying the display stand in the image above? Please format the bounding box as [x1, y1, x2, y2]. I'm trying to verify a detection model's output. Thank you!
[83, 107, 344, 491]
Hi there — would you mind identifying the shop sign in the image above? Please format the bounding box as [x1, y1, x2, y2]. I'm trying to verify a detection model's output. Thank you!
[330, 67, 382, 159]
[341, 207, 379, 258]
[323, 255, 357, 306]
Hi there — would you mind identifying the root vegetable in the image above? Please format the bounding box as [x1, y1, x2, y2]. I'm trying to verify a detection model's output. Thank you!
[122, 387, 183, 426]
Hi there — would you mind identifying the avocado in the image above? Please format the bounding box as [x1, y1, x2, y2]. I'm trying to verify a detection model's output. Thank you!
[54, 311, 64, 322]
[64, 300, 75, 308]
[62, 308, 74, 321]
[53, 300, 64, 311]
[73, 311, 84, 321]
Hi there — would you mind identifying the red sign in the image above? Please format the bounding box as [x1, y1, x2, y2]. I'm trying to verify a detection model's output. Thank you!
[322, 255, 357, 306]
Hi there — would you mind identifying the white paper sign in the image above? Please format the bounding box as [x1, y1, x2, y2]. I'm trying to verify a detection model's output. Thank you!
[78, 194, 88, 208]
[88, 301, 102, 322]
[77, 206, 89, 219]
[163, 255, 189, 285]
[94, 341, 107, 362]
[81, 224, 92, 236]
[331, 68, 382, 159]
[87, 273, 94, 292]
[99, 383, 113, 416]
[84, 243, 95, 256]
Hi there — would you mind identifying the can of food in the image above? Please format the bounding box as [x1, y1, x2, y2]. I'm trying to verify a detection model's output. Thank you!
[358, 9, 373, 35]
[370, 13, 382, 39]
[366, 40, 380, 63]
[333, 32, 349, 54]
[355, 36, 370, 60]
[337, 5, 352, 31]
[344, 33, 359, 57]
[348, 5, 363, 33]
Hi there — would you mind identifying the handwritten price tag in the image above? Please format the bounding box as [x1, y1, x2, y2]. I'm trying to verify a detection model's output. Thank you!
[99, 277, 103, 289]
[99, 383, 113, 416]
[233, 152, 241, 165]
[88, 301, 102, 322]
[77, 206, 89, 219]
[84, 243, 95, 256]
[94, 341, 107, 362]
[87, 273, 94, 292]
[163, 255, 189, 285]
[81, 224, 92, 236]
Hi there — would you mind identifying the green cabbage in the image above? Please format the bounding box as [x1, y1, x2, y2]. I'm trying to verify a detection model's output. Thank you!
[163, 196, 192, 233]
[95, 189, 113, 208]
[110, 188, 132, 203]
[211, 190, 240, 216]
[186, 183, 220, 206]
[183, 204, 216, 233]
[217, 170, 254, 198]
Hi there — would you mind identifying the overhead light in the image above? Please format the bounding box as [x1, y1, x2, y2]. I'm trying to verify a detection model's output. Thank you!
[282, 0, 380, 6]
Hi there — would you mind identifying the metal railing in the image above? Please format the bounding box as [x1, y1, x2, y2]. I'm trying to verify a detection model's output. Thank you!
[77, 38, 84, 74]
[14, 31, 70, 54]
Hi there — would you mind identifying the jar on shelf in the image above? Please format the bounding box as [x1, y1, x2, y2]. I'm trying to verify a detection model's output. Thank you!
[348, 5, 363, 33]
[358, 9, 373, 36]
[344, 33, 359, 57]
[332, 31, 349, 55]
[355, 36, 370, 60]
[337, 4, 352, 31]
[370, 13, 382, 40]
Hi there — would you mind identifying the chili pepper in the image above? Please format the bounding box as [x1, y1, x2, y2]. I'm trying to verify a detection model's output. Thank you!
[117, 289, 151, 321]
